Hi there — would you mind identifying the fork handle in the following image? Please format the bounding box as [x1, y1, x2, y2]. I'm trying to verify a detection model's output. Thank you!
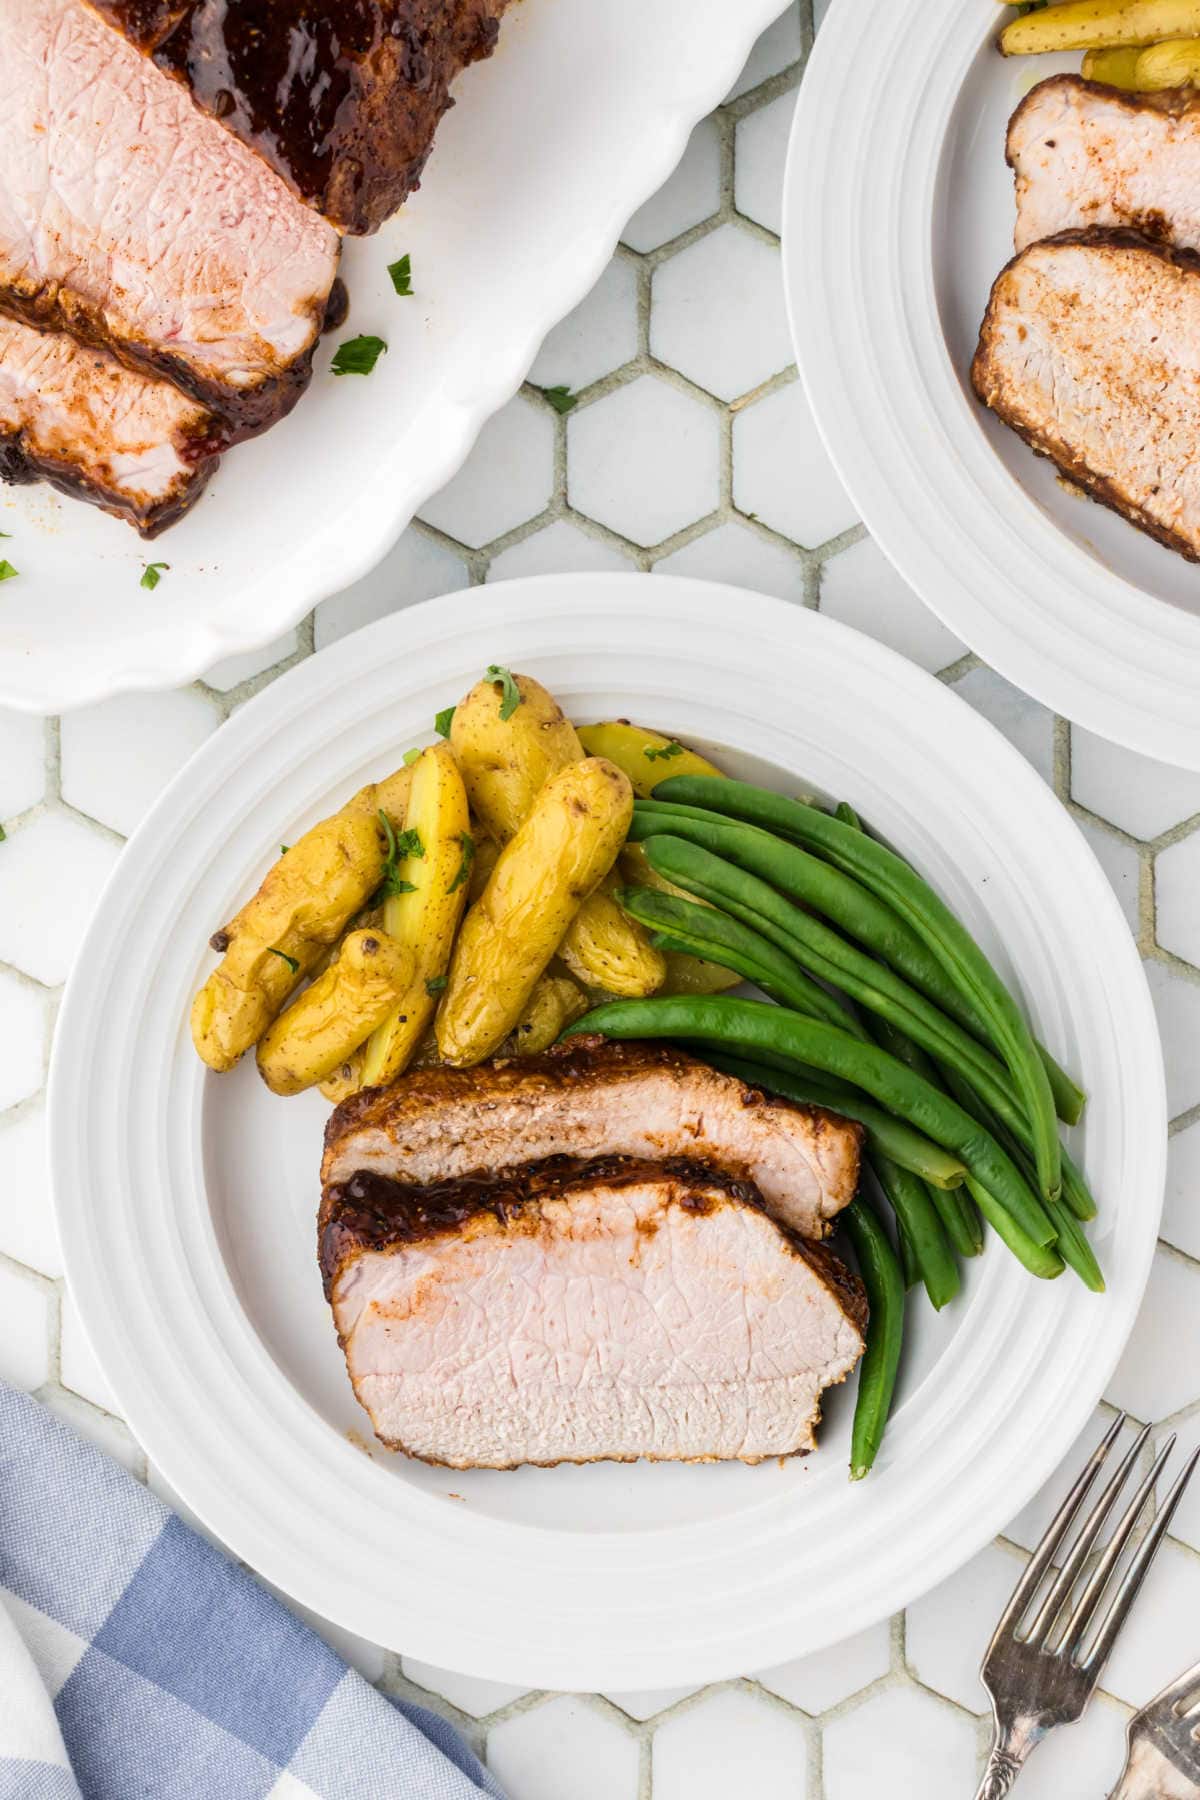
[973, 1715, 1045, 1799]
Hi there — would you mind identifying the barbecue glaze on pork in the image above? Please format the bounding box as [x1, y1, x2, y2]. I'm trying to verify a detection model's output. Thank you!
[973, 229, 1200, 561]
[0, 315, 218, 534]
[87, 0, 512, 234]
[322, 1039, 863, 1242]
[322, 1156, 868, 1467]
[1, 0, 342, 437]
[1009, 76, 1200, 254]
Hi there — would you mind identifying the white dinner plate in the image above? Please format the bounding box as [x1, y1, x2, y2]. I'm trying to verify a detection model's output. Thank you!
[787, 0, 1200, 770]
[0, 0, 786, 715]
[49, 575, 1165, 1688]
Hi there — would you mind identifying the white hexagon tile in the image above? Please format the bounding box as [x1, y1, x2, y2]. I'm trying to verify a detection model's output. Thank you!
[3, 7, 1200, 1798]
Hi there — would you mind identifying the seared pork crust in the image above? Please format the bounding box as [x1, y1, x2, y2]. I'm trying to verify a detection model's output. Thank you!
[88, 0, 512, 235]
[320, 1152, 869, 1334]
[972, 228, 1200, 562]
[324, 1155, 868, 1468]
[0, 316, 219, 535]
[322, 1038, 863, 1242]
[1009, 76, 1200, 253]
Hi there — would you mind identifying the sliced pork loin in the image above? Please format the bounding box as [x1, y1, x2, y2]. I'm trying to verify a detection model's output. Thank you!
[87, 0, 512, 235]
[1, 0, 342, 438]
[322, 1039, 863, 1242]
[321, 1157, 868, 1467]
[973, 229, 1200, 561]
[1010, 76, 1200, 254]
[0, 316, 218, 535]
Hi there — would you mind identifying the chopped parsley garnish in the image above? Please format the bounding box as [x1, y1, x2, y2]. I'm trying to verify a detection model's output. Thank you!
[643, 740, 684, 763]
[0, 560, 18, 582]
[280, 844, 290, 856]
[485, 665, 522, 721]
[402, 746, 423, 766]
[388, 254, 413, 296]
[434, 705, 457, 739]
[394, 827, 425, 861]
[539, 384, 577, 415]
[267, 947, 300, 974]
[0, 824, 6, 842]
[0, 529, 10, 537]
[446, 832, 475, 895]
[140, 562, 168, 590]
[331, 335, 388, 377]
[375, 810, 424, 900]
[425, 975, 448, 997]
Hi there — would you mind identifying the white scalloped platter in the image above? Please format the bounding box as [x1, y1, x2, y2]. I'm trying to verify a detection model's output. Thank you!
[49, 576, 1164, 1688]
[0, 0, 787, 714]
[787, 0, 1200, 769]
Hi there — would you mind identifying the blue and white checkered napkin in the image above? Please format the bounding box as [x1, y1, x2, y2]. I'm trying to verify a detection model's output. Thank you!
[0, 1383, 506, 1800]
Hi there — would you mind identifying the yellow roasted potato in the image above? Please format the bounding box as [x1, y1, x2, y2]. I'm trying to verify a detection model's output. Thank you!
[450, 670, 663, 996]
[498, 971, 589, 1057]
[1002, 0, 1200, 54]
[436, 757, 633, 1066]
[257, 930, 415, 1096]
[358, 743, 473, 1088]
[1131, 35, 1200, 81]
[467, 827, 499, 902]
[576, 721, 725, 800]
[339, 764, 413, 826]
[450, 672, 583, 837]
[1080, 42, 1145, 79]
[191, 810, 387, 1072]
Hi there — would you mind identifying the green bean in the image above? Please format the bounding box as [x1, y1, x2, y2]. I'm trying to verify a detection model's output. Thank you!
[653, 777, 1063, 1201]
[896, 1217, 919, 1290]
[840, 1197, 906, 1478]
[704, 1052, 967, 1191]
[964, 1179, 1063, 1280]
[858, 1024, 982, 1258]
[870, 1152, 959, 1310]
[640, 831, 1038, 1149]
[616, 885, 854, 1032]
[564, 995, 1058, 1255]
[635, 797, 1085, 1128]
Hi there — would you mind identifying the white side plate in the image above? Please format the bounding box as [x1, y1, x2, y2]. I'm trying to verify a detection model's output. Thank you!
[0, 0, 786, 713]
[49, 575, 1164, 1688]
[787, 0, 1200, 769]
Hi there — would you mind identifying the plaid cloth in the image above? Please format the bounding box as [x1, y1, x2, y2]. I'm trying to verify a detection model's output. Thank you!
[0, 1384, 506, 1800]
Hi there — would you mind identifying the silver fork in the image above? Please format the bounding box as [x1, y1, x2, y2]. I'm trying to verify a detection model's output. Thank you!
[1110, 1659, 1200, 1800]
[973, 1414, 1200, 1799]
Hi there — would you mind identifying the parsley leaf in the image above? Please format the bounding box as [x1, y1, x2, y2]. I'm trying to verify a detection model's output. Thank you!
[402, 746, 423, 766]
[331, 335, 388, 377]
[388, 253, 413, 296]
[0, 529, 10, 537]
[446, 832, 475, 895]
[539, 384, 577, 415]
[140, 561, 168, 590]
[394, 827, 425, 861]
[643, 740, 684, 763]
[280, 844, 290, 856]
[0, 824, 6, 842]
[267, 947, 299, 974]
[485, 665, 522, 721]
[434, 705, 456, 738]
[374, 811, 424, 900]
[425, 975, 448, 997]
[0, 560, 18, 582]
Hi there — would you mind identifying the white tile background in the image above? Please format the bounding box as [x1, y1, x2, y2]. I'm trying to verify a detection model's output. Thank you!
[2, 5, 1200, 1793]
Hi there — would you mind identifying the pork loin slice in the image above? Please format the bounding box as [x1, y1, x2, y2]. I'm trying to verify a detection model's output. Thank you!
[86, 0, 512, 236]
[322, 1039, 863, 1241]
[1010, 76, 1200, 254]
[0, 0, 342, 437]
[322, 1157, 868, 1467]
[972, 229, 1200, 561]
[0, 315, 218, 535]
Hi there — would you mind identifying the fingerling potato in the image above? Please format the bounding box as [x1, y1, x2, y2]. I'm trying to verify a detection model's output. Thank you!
[436, 757, 633, 1066]
[1080, 43, 1144, 80]
[499, 971, 589, 1057]
[618, 844, 740, 996]
[1131, 35, 1200, 82]
[450, 672, 582, 839]
[359, 743, 473, 1087]
[557, 873, 666, 996]
[257, 930, 415, 1096]
[191, 810, 387, 1072]
[577, 721, 725, 799]
[1001, 0, 1200, 54]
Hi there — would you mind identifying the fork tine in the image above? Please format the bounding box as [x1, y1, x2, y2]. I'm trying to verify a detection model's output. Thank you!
[1023, 1421, 1151, 1648]
[1144, 1655, 1200, 1718]
[1060, 1435, 1176, 1657]
[1076, 1445, 1200, 1678]
[985, 1414, 1126, 1653]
